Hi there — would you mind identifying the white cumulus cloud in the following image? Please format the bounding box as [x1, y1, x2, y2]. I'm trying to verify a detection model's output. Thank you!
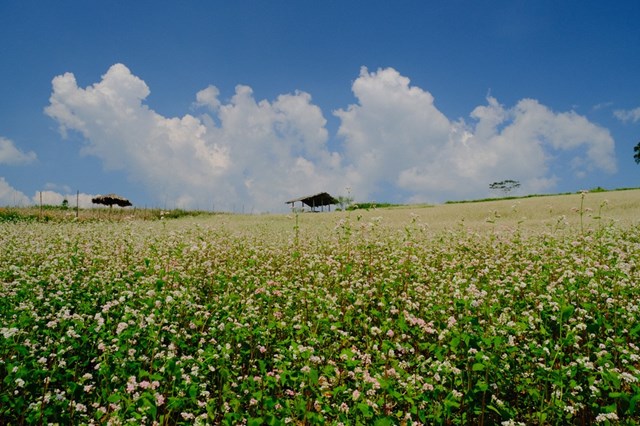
[0, 177, 32, 206]
[45, 63, 343, 211]
[337, 67, 617, 202]
[335, 67, 451, 200]
[0, 176, 102, 208]
[0, 137, 37, 165]
[33, 190, 97, 209]
[44, 64, 618, 209]
[194, 85, 221, 111]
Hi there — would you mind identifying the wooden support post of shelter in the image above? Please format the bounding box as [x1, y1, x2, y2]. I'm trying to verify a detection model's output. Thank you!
[285, 192, 339, 212]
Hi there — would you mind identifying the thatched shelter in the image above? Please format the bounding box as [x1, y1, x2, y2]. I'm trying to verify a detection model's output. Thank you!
[286, 192, 338, 212]
[91, 193, 132, 208]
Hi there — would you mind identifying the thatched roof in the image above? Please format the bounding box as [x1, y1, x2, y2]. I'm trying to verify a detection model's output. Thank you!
[91, 193, 132, 207]
[285, 192, 338, 208]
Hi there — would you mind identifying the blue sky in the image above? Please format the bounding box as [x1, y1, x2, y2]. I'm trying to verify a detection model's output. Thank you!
[1, 1, 639, 212]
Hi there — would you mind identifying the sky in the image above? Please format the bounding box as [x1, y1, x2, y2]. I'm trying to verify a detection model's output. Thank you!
[1, 1, 639, 213]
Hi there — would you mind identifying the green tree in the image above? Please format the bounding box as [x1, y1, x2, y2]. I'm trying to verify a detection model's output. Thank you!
[335, 195, 354, 210]
[489, 179, 521, 195]
[634, 141, 640, 164]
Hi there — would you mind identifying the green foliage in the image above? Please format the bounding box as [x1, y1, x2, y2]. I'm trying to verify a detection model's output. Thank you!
[347, 202, 400, 210]
[589, 186, 607, 193]
[0, 209, 37, 223]
[153, 208, 209, 219]
[0, 206, 222, 222]
[335, 195, 354, 210]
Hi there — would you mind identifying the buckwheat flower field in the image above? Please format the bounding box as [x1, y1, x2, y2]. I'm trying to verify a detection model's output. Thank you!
[1, 191, 639, 425]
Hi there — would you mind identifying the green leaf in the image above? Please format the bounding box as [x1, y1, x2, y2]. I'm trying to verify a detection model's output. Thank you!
[561, 304, 575, 321]
[475, 380, 488, 392]
[445, 398, 460, 410]
[487, 405, 502, 416]
[472, 363, 485, 371]
[358, 402, 372, 417]
[450, 337, 460, 349]
[629, 394, 640, 415]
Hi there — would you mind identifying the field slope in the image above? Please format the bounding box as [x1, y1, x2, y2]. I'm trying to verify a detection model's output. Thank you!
[1, 189, 639, 424]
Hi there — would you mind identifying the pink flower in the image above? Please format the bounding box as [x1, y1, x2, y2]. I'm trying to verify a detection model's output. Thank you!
[116, 322, 128, 335]
[155, 393, 165, 406]
[352, 389, 360, 400]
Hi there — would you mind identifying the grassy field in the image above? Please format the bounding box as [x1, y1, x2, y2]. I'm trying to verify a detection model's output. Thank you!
[203, 189, 639, 238]
[1, 190, 639, 425]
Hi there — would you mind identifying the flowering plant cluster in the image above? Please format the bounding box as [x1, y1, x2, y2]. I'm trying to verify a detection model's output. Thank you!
[0, 213, 639, 424]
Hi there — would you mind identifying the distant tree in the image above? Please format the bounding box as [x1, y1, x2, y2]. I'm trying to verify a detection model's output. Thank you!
[61, 199, 69, 209]
[634, 141, 640, 164]
[490, 179, 521, 195]
[336, 195, 354, 210]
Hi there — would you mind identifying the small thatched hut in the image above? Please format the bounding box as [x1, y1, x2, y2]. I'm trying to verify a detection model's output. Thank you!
[285, 192, 338, 212]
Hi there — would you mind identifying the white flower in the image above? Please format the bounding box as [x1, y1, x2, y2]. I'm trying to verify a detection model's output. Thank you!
[595, 412, 619, 423]
[620, 372, 638, 383]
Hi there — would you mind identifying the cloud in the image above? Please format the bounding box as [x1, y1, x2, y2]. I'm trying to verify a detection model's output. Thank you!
[44, 182, 72, 193]
[592, 101, 613, 111]
[614, 107, 640, 123]
[334, 67, 451, 199]
[194, 85, 221, 111]
[34, 190, 97, 209]
[0, 176, 102, 209]
[0, 177, 32, 206]
[45, 63, 343, 212]
[44, 64, 618, 209]
[210, 86, 343, 210]
[0, 137, 37, 165]
[337, 67, 616, 202]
